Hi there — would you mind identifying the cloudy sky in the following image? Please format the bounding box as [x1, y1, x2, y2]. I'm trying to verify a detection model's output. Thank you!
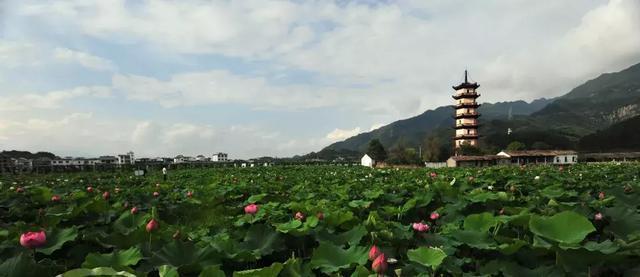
[0, 0, 639, 159]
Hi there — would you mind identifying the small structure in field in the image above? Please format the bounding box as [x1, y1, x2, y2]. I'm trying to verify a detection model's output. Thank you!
[447, 155, 509, 167]
[361, 154, 374, 167]
[496, 150, 577, 165]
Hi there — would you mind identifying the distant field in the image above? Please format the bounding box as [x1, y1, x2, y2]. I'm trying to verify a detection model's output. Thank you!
[1, 164, 639, 276]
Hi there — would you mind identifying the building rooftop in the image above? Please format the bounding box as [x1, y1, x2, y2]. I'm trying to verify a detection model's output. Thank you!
[450, 155, 508, 161]
[499, 150, 577, 157]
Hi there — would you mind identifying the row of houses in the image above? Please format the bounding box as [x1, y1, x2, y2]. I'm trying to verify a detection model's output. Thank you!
[0, 151, 231, 173]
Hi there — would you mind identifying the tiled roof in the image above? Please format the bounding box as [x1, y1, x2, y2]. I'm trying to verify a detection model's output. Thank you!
[500, 150, 577, 157]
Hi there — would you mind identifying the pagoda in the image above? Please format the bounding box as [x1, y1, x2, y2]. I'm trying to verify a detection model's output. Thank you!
[452, 70, 480, 155]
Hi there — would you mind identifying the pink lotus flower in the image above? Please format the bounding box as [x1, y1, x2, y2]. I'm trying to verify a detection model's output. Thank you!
[429, 172, 437, 178]
[372, 253, 387, 274]
[499, 208, 505, 215]
[19, 230, 47, 249]
[244, 203, 259, 215]
[51, 195, 61, 202]
[146, 219, 159, 232]
[102, 191, 110, 200]
[430, 212, 440, 220]
[130, 206, 138, 215]
[369, 245, 382, 261]
[295, 212, 305, 221]
[598, 191, 605, 200]
[468, 176, 475, 181]
[86, 186, 94, 193]
[558, 166, 564, 171]
[316, 212, 324, 220]
[412, 222, 430, 232]
[16, 187, 24, 193]
[153, 191, 160, 197]
[187, 191, 193, 198]
[594, 212, 603, 221]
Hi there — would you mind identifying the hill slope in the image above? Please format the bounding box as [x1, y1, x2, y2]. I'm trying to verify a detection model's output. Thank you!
[319, 62, 640, 158]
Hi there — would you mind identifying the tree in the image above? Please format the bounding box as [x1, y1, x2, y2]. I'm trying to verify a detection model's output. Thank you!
[422, 135, 442, 162]
[506, 141, 526, 151]
[458, 142, 482, 156]
[367, 139, 387, 162]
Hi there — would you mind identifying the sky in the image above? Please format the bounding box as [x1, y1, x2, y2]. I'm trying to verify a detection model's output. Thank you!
[0, 0, 639, 159]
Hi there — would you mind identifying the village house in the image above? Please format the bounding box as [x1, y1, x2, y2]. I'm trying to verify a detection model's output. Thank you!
[496, 150, 578, 165]
[212, 152, 229, 162]
[117, 151, 135, 165]
[361, 154, 374, 167]
[447, 155, 509, 167]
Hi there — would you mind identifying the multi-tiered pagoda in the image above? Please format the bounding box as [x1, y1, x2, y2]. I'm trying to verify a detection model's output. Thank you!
[452, 70, 480, 155]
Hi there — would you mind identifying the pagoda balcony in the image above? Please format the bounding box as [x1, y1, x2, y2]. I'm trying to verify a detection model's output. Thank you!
[452, 92, 480, 100]
[453, 134, 479, 140]
[454, 102, 480, 109]
[454, 112, 481, 119]
[454, 123, 479, 129]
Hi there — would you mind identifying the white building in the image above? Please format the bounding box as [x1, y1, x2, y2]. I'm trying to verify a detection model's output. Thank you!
[212, 152, 229, 162]
[196, 155, 210, 162]
[117, 151, 135, 165]
[496, 150, 578, 165]
[361, 154, 374, 167]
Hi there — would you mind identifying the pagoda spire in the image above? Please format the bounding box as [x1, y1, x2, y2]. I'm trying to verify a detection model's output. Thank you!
[464, 70, 468, 83]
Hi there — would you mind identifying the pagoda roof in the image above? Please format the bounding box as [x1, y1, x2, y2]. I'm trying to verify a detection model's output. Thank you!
[452, 70, 480, 90]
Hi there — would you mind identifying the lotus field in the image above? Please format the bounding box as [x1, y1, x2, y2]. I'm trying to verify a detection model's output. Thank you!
[1, 163, 640, 276]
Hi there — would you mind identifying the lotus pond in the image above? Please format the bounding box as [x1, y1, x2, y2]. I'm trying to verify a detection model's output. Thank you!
[1, 163, 640, 276]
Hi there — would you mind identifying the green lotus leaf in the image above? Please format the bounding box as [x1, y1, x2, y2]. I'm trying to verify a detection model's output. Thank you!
[151, 240, 220, 272]
[280, 258, 313, 277]
[159, 265, 179, 277]
[37, 227, 79, 255]
[407, 247, 447, 269]
[348, 199, 372, 209]
[232, 262, 283, 277]
[316, 225, 367, 247]
[113, 211, 149, 235]
[240, 224, 284, 257]
[464, 212, 497, 232]
[0, 252, 48, 277]
[450, 230, 495, 249]
[324, 211, 355, 227]
[199, 265, 225, 277]
[583, 240, 619, 254]
[275, 220, 302, 233]
[82, 247, 142, 270]
[350, 265, 370, 277]
[604, 205, 640, 240]
[529, 211, 595, 244]
[309, 242, 368, 274]
[60, 267, 137, 277]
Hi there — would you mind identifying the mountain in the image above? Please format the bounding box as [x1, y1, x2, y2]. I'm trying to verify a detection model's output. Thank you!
[318, 62, 640, 160]
[578, 115, 640, 152]
[322, 98, 554, 154]
[0, 150, 58, 160]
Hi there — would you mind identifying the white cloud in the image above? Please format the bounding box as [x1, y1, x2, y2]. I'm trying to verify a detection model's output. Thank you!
[0, 112, 323, 158]
[54, 47, 116, 71]
[326, 127, 362, 142]
[0, 40, 117, 71]
[0, 86, 111, 111]
[14, 0, 640, 112]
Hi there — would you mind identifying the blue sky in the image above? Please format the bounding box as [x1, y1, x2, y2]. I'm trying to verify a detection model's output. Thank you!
[1, 0, 639, 158]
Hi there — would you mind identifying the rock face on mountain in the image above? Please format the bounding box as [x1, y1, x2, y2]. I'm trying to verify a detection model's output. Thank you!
[318, 62, 640, 158]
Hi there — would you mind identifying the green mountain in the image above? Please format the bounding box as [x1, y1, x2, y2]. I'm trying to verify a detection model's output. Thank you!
[578, 115, 640, 152]
[318, 62, 640, 160]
